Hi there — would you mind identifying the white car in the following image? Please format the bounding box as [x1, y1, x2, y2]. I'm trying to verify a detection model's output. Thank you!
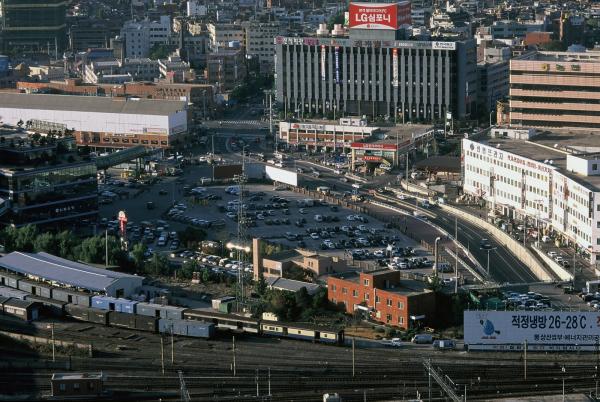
[226, 212, 237, 219]
[310, 233, 320, 240]
[346, 215, 356, 221]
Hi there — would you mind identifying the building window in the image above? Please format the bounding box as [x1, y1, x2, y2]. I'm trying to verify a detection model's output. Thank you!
[386, 314, 392, 323]
[342, 287, 347, 294]
[375, 295, 380, 303]
[594, 164, 598, 171]
[363, 279, 369, 286]
[352, 290, 358, 297]
[364, 293, 369, 301]
[73, 383, 80, 391]
[387, 299, 392, 306]
[398, 316, 404, 325]
[397, 301, 404, 310]
[59, 384, 66, 391]
[331, 284, 336, 292]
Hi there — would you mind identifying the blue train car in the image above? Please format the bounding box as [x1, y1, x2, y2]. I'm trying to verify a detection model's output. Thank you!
[91, 296, 137, 314]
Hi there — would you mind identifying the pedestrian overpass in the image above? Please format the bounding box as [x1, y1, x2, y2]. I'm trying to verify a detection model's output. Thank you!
[95, 146, 157, 170]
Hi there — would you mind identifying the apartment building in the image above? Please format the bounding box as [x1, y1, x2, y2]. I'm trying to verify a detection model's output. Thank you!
[243, 21, 285, 73]
[207, 23, 244, 51]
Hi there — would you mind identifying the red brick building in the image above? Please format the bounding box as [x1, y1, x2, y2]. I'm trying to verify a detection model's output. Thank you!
[328, 269, 436, 329]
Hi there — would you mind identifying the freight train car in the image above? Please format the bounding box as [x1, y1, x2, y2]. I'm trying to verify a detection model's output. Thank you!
[17, 279, 53, 299]
[65, 304, 108, 325]
[0, 272, 19, 289]
[26, 295, 66, 317]
[2, 298, 40, 321]
[183, 309, 260, 334]
[136, 302, 185, 320]
[158, 318, 214, 338]
[52, 288, 92, 307]
[91, 296, 137, 313]
[108, 311, 158, 333]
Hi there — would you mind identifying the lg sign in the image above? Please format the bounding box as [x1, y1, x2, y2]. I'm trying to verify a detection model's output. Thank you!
[349, 1, 411, 30]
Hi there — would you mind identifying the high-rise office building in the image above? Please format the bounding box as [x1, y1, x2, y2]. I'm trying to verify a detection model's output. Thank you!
[275, 2, 477, 122]
[0, 0, 67, 54]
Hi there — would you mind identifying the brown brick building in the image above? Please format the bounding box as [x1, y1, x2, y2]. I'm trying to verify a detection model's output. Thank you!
[327, 269, 436, 329]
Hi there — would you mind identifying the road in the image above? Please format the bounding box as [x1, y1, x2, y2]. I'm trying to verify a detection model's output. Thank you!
[289, 158, 539, 284]
[216, 141, 540, 284]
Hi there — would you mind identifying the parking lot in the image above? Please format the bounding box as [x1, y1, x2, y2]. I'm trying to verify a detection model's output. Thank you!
[97, 169, 456, 282]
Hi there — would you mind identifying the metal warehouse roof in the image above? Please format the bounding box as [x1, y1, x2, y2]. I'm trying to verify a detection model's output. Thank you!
[0, 252, 142, 292]
[0, 93, 186, 116]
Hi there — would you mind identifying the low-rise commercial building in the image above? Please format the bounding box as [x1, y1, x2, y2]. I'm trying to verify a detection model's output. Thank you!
[328, 269, 436, 329]
[278, 119, 379, 152]
[462, 130, 600, 263]
[0, 93, 188, 149]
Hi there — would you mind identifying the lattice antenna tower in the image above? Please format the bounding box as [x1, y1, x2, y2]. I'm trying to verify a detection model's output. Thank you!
[235, 150, 248, 308]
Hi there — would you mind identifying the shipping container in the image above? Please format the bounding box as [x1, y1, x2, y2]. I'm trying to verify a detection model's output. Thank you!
[108, 311, 136, 329]
[0, 285, 28, 300]
[91, 296, 137, 314]
[52, 288, 91, 307]
[137, 303, 185, 320]
[26, 295, 66, 316]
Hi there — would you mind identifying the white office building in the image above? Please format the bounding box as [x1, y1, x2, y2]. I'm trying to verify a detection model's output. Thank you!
[462, 130, 600, 264]
[121, 16, 171, 58]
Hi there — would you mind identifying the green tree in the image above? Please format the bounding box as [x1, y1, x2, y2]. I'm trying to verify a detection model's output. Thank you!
[201, 268, 211, 283]
[55, 230, 78, 259]
[295, 287, 312, 309]
[0, 226, 18, 252]
[540, 40, 567, 51]
[312, 287, 329, 310]
[146, 253, 170, 276]
[77, 236, 105, 263]
[180, 259, 199, 280]
[178, 227, 206, 249]
[33, 232, 59, 255]
[427, 276, 443, 292]
[254, 271, 267, 296]
[131, 242, 147, 271]
[15, 225, 38, 252]
[149, 43, 170, 60]
[327, 12, 345, 30]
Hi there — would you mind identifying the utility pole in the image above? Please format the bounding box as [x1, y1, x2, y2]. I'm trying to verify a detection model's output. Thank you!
[352, 337, 356, 377]
[49, 323, 55, 362]
[256, 369, 259, 397]
[454, 215, 460, 294]
[160, 336, 165, 375]
[211, 135, 215, 156]
[171, 328, 174, 365]
[268, 367, 271, 397]
[105, 230, 108, 267]
[523, 339, 527, 380]
[405, 153, 409, 192]
[232, 336, 237, 376]
[428, 358, 432, 402]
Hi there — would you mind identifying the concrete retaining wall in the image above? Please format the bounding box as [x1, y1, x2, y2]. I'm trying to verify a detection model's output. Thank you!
[0, 330, 93, 356]
[531, 246, 574, 282]
[439, 204, 556, 282]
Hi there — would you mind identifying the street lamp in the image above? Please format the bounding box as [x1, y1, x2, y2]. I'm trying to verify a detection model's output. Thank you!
[434, 236, 441, 277]
[47, 323, 55, 362]
[480, 245, 497, 276]
[226, 242, 251, 253]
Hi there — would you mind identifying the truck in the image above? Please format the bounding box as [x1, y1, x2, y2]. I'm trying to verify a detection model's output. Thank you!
[317, 186, 330, 195]
[411, 334, 433, 344]
[433, 339, 456, 350]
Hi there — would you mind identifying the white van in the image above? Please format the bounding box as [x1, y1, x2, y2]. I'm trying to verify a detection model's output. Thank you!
[411, 334, 434, 344]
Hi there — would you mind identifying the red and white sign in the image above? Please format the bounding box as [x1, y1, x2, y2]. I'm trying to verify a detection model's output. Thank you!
[348, 2, 411, 30]
[361, 155, 383, 162]
[118, 210, 128, 236]
[351, 142, 397, 150]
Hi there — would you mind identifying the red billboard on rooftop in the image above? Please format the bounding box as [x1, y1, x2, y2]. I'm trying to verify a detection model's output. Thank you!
[348, 1, 411, 30]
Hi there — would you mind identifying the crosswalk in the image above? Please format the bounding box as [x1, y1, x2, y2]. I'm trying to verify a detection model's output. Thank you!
[219, 120, 266, 127]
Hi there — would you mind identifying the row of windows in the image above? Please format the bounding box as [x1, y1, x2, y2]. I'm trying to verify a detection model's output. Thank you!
[330, 283, 404, 309]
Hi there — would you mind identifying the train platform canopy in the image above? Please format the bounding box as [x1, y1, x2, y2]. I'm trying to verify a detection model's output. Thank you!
[0, 252, 143, 297]
[413, 156, 461, 174]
